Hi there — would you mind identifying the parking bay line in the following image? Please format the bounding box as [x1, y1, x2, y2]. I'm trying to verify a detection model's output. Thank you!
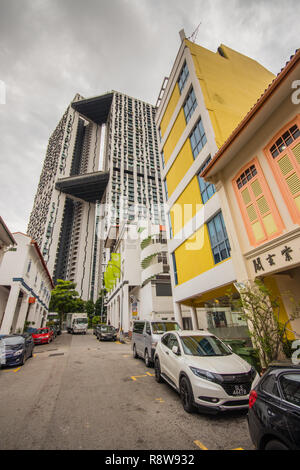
[194, 440, 208, 450]
[131, 374, 148, 381]
[194, 440, 244, 451]
[130, 371, 155, 381]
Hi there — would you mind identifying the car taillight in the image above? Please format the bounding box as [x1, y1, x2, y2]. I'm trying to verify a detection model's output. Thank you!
[249, 390, 257, 409]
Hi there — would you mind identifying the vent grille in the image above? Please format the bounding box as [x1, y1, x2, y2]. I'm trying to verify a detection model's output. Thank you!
[251, 179, 262, 197]
[241, 187, 251, 205]
[257, 196, 270, 215]
[286, 172, 300, 195]
[246, 204, 257, 222]
[278, 154, 293, 175]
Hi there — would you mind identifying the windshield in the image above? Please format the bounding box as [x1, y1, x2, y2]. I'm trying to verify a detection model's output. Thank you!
[180, 335, 232, 357]
[3, 336, 24, 346]
[36, 329, 49, 334]
[75, 318, 88, 324]
[152, 322, 180, 334]
[100, 326, 115, 332]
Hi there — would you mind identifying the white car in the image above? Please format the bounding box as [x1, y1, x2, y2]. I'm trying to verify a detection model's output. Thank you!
[154, 329, 260, 413]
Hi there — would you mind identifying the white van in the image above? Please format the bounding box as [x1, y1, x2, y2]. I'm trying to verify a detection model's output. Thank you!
[132, 320, 180, 367]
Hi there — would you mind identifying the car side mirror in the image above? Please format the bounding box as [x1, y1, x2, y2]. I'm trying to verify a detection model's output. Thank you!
[172, 345, 180, 355]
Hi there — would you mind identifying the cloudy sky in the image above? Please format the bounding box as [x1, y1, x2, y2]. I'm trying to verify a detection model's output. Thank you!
[0, 0, 299, 234]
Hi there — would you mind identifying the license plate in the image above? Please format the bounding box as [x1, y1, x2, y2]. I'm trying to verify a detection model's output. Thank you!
[232, 385, 248, 396]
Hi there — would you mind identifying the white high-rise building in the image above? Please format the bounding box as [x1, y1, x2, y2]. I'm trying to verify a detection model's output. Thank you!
[27, 91, 170, 306]
[27, 93, 110, 301]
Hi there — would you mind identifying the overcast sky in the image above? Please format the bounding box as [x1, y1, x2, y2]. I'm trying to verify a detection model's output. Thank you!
[0, 0, 299, 234]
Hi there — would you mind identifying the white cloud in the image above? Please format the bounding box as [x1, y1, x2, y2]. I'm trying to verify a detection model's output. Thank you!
[0, 0, 299, 233]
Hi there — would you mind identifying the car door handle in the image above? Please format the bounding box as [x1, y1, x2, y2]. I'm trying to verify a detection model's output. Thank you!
[165, 351, 169, 355]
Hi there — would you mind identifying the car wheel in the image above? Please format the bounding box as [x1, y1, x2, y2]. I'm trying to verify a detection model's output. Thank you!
[133, 344, 138, 359]
[180, 376, 195, 413]
[20, 354, 26, 366]
[154, 358, 163, 383]
[144, 349, 151, 368]
[265, 440, 289, 450]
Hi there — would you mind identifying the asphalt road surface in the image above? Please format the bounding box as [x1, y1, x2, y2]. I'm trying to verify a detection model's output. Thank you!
[0, 331, 254, 450]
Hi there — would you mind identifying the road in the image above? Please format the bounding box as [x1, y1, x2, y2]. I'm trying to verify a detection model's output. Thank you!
[0, 331, 254, 450]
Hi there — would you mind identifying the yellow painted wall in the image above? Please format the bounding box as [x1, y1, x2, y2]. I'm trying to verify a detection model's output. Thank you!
[163, 108, 186, 164]
[160, 83, 180, 138]
[264, 276, 295, 340]
[186, 40, 275, 148]
[174, 225, 215, 285]
[163, 40, 275, 292]
[170, 176, 202, 235]
[166, 139, 194, 197]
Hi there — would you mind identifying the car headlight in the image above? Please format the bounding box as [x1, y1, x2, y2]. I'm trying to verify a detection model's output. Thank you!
[189, 367, 223, 384]
[13, 350, 23, 356]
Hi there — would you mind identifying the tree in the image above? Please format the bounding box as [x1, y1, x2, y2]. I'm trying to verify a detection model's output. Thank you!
[228, 279, 300, 369]
[95, 288, 107, 322]
[85, 300, 95, 317]
[49, 279, 84, 328]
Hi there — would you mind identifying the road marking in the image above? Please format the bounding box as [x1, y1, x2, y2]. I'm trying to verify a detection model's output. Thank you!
[146, 372, 155, 376]
[194, 440, 208, 450]
[194, 439, 244, 451]
[155, 398, 165, 403]
[2, 367, 21, 373]
[131, 374, 148, 381]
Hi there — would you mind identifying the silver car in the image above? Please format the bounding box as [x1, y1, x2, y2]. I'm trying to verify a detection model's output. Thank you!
[132, 320, 180, 367]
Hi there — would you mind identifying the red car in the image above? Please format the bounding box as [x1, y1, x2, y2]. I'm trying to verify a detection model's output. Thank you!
[32, 327, 53, 345]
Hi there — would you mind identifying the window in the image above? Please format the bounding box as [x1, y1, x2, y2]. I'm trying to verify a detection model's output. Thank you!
[279, 373, 300, 407]
[183, 87, 197, 123]
[198, 156, 216, 203]
[161, 150, 165, 169]
[236, 165, 257, 189]
[167, 334, 180, 353]
[145, 322, 151, 335]
[234, 160, 283, 245]
[178, 61, 189, 93]
[168, 212, 173, 239]
[164, 179, 168, 200]
[172, 252, 178, 285]
[266, 119, 300, 224]
[156, 283, 172, 297]
[161, 333, 170, 346]
[133, 321, 145, 334]
[270, 124, 300, 158]
[207, 212, 231, 264]
[190, 118, 207, 159]
[261, 373, 280, 397]
[26, 260, 32, 274]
